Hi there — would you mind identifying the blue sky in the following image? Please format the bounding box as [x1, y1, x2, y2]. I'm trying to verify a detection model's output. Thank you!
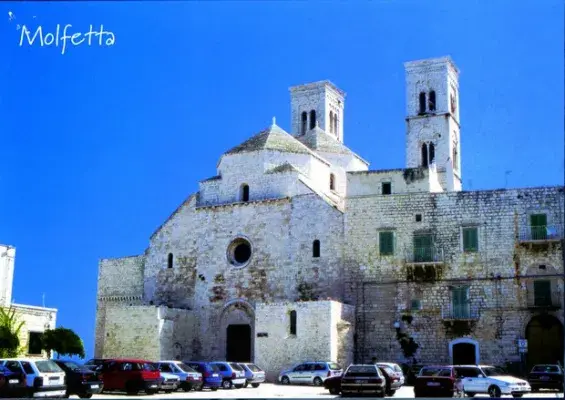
[0, 0, 562, 359]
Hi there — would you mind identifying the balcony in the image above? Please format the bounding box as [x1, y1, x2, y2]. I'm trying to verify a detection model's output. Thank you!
[442, 304, 480, 335]
[441, 304, 480, 321]
[405, 247, 445, 282]
[518, 224, 563, 249]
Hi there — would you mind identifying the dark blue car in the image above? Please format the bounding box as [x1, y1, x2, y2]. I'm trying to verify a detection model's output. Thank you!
[0, 364, 28, 397]
[184, 362, 221, 391]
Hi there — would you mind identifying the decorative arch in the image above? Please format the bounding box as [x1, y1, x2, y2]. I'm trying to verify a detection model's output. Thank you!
[448, 337, 480, 365]
[309, 110, 316, 130]
[240, 184, 250, 202]
[218, 299, 255, 362]
[525, 314, 564, 368]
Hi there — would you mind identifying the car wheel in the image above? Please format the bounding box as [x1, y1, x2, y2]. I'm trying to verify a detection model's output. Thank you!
[164, 389, 173, 393]
[145, 389, 158, 395]
[329, 388, 340, 395]
[211, 387, 218, 391]
[313, 377, 323, 386]
[512, 395, 523, 398]
[465, 392, 476, 398]
[251, 383, 260, 388]
[281, 376, 290, 385]
[376, 390, 386, 397]
[234, 384, 244, 389]
[488, 385, 501, 398]
[222, 379, 233, 389]
[386, 389, 396, 396]
[78, 394, 93, 399]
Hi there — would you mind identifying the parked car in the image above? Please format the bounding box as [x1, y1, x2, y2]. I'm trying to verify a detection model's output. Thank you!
[323, 374, 343, 395]
[209, 362, 246, 389]
[0, 358, 67, 398]
[52, 359, 103, 398]
[379, 365, 403, 396]
[278, 361, 343, 386]
[414, 365, 462, 398]
[377, 362, 405, 385]
[184, 361, 221, 391]
[527, 364, 564, 392]
[238, 363, 265, 388]
[0, 363, 27, 397]
[340, 364, 386, 397]
[454, 365, 531, 398]
[155, 360, 203, 392]
[97, 359, 161, 395]
[150, 363, 179, 393]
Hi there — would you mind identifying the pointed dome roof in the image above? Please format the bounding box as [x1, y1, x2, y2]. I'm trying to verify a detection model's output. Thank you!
[224, 120, 328, 162]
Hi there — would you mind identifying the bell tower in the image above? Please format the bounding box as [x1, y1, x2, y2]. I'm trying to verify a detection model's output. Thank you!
[404, 56, 462, 192]
[289, 80, 345, 143]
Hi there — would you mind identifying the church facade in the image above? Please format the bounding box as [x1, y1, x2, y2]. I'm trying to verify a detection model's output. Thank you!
[94, 56, 564, 381]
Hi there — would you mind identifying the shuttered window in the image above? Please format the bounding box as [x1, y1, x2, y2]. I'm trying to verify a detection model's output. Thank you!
[379, 231, 394, 255]
[462, 227, 478, 252]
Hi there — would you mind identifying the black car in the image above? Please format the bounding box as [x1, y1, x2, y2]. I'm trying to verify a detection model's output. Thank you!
[83, 358, 108, 372]
[52, 360, 104, 398]
[528, 364, 564, 392]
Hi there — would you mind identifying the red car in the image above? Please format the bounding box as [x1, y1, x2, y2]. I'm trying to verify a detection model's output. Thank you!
[98, 359, 161, 395]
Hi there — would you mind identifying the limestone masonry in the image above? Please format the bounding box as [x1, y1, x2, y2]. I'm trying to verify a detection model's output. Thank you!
[94, 56, 564, 381]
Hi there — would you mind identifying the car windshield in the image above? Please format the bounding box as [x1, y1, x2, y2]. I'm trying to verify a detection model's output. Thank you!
[176, 363, 196, 373]
[63, 361, 84, 371]
[36, 361, 63, 373]
[329, 363, 341, 370]
[246, 364, 262, 372]
[420, 367, 451, 377]
[532, 365, 561, 373]
[482, 367, 506, 377]
[393, 365, 403, 373]
[347, 366, 377, 377]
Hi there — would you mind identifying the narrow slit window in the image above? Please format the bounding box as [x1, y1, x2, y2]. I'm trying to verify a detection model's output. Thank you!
[313, 240, 320, 258]
[289, 310, 297, 335]
[421, 143, 428, 167]
[301, 112, 307, 135]
[167, 253, 173, 269]
[419, 92, 426, 114]
[428, 90, 436, 111]
[309, 110, 316, 130]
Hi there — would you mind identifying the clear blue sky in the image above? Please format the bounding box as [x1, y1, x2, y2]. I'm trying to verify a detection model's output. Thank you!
[0, 0, 562, 359]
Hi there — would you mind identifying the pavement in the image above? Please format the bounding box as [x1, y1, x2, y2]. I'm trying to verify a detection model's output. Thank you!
[89, 383, 564, 398]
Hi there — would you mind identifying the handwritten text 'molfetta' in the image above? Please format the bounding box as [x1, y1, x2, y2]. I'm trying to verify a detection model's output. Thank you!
[19, 24, 115, 55]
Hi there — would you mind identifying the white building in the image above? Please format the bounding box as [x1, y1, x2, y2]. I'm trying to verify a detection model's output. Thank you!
[0, 245, 57, 357]
[94, 56, 564, 381]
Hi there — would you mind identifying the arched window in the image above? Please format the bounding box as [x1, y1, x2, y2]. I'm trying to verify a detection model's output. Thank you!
[301, 111, 307, 135]
[289, 310, 297, 335]
[329, 111, 334, 133]
[330, 173, 336, 191]
[240, 184, 249, 202]
[334, 114, 338, 136]
[428, 90, 436, 111]
[419, 92, 426, 114]
[421, 143, 428, 167]
[309, 110, 316, 130]
[167, 253, 173, 269]
[429, 143, 435, 164]
[313, 240, 320, 258]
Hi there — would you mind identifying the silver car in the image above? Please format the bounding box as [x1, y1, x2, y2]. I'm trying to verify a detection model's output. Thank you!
[278, 361, 343, 386]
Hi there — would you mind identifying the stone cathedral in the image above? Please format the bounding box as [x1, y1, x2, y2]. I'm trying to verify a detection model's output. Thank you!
[95, 56, 564, 381]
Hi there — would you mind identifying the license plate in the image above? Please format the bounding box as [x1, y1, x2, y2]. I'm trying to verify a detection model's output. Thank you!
[212, 373, 218, 377]
[427, 382, 440, 386]
[8, 379, 18, 384]
[91, 384, 99, 389]
[150, 385, 157, 388]
[355, 379, 366, 384]
[541, 376, 550, 380]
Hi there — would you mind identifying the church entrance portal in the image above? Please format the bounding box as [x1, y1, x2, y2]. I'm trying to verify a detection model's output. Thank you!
[226, 324, 252, 362]
[526, 315, 564, 369]
[452, 342, 477, 365]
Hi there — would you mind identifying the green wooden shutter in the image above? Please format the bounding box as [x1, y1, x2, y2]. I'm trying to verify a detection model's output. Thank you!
[414, 234, 433, 262]
[463, 228, 478, 252]
[534, 280, 552, 306]
[452, 286, 470, 318]
[530, 214, 548, 240]
[380, 232, 394, 255]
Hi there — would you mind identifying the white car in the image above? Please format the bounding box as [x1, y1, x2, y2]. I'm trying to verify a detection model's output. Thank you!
[158, 370, 180, 393]
[454, 365, 531, 397]
[0, 358, 67, 398]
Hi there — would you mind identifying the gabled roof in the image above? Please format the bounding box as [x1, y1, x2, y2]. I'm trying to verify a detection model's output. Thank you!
[297, 126, 369, 165]
[223, 122, 329, 165]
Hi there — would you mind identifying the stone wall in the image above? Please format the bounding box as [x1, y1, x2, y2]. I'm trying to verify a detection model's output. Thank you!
[254, 301, 351, 382]
[344, 186, 565, 365]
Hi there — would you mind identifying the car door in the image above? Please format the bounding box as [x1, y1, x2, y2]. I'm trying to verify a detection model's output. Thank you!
[456, 367, 480, 392]
[101, 361, 120, 389]
[473, 368, 490, 393]
[289, 364, 306, 383]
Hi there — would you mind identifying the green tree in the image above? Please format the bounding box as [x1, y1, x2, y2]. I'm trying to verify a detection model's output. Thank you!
[41, 327, 85, 359]
[0, 307, 25, 357]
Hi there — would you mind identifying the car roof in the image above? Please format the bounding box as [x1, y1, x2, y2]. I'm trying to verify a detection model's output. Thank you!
[105, 358, 151, 363]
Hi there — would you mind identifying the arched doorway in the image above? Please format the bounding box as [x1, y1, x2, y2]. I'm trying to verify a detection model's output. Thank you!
[526, 315, 564, 368]
[219, 299, 255, 363]
[449, 338, 479, 365]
